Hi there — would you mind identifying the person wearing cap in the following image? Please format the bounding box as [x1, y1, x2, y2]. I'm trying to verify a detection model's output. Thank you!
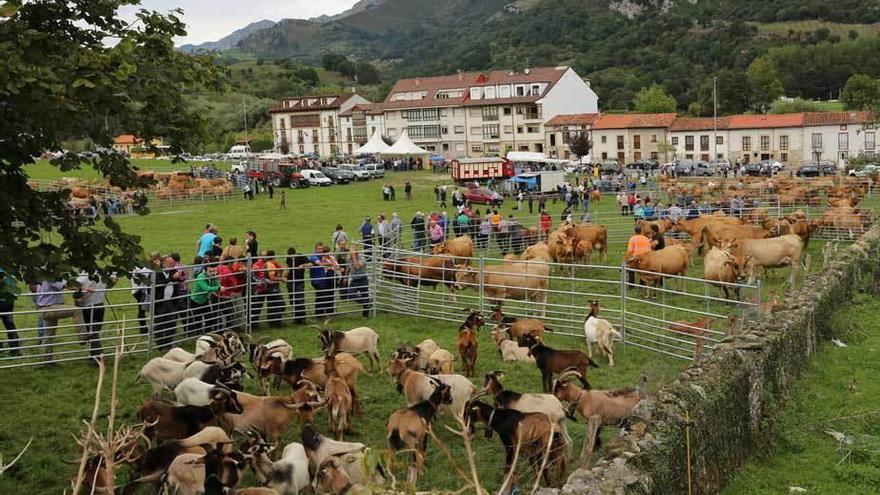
[411, 211, 426, 252]
[360, 216, 375, 261]
[625, 225, 652, 285]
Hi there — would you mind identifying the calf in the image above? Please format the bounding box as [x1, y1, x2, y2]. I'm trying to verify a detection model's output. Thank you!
[669, 317, 712, 362]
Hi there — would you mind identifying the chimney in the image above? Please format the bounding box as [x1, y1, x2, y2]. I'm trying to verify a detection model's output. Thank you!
[524, 67, 531, 75]
[457, 69, 464, 81]
[351, 86, 356, 93]
[415, 78, 420, 86]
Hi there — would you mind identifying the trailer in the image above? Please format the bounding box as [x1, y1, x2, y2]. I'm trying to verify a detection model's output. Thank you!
[239, 154, 309, 189]
[450, 157, 515, 183]
[511, 170, 567, 193]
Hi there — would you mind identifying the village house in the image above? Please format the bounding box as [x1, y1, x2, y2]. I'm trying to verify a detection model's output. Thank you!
[666, 117, 731, 162]
[801, 111, 874, 167]
[724, 113, 805, 166]
[339, 103, 386, 156]
[268, 92, 371, 157]
[544, 113, 600, 160]
[591, 113, 677, 164]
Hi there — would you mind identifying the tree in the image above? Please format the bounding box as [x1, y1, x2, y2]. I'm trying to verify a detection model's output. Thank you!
[355, 62, 381, 85]
[841, 74, 880, 111]
[768, 98, 823, 114]
[568, 132, 593, 159]
[746, 57, 784, 111]
[633, 84, 677, 113]
[0, 1, 221, 285]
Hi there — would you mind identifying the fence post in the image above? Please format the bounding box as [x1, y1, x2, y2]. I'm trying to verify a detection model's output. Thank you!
[620, 262, 627, 347]
[478, 253, 485, 316]
[147, 270, 157, 353]
[755, 278, 763, 323]
[661, 276, 667, 325]
[370, 251, 379, 317]
[245, 256, 253, 335]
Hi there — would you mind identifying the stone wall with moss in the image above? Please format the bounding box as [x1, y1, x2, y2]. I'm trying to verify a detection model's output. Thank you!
[556, 226, 880, 495]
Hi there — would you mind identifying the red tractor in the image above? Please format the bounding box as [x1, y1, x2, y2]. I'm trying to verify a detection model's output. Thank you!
[242, 157, 310, 189]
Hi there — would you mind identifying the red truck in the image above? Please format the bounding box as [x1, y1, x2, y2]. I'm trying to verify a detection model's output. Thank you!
[237, 156, 310, 189]
[450, 157, 514, 184]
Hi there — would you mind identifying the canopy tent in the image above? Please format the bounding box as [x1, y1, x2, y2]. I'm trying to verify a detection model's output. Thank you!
[353, 131, 392, 155]
[511, 175, 538, 188]
[385, 130, 430, 156]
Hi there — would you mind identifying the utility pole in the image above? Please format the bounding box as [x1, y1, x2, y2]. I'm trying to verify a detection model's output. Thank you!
[713, 76, 718, 161]
[243, 97, 248, 146]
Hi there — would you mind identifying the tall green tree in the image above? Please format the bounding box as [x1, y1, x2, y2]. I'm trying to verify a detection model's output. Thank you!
[746, 57, 785, 111]
[841, 74, 880, 111]
[568, 132, 593, 159]
[633, 84, 677, 113]
[0, 0, 222, 284]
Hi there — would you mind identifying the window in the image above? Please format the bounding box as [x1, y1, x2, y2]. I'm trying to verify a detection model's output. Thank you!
[470, 127, 482, 136]
[279, 118, 286, 128]
[811, 133, 822, 150]
[742, 136, 751, 151]
[700, 135, 709, 151]
[487, 145, 500, 153]
[469, 108, 482, 118]
[562, 132, 572, 144]
[454, 126, 464, 134]
[312, 129, 319, 143]
[531, 84, 540, 95]
[716, 136, 724, 145]
[469, 88, 482, 100]
[601, 152, 608, 159]
[633, 135, 641, 149]
[346, 128, 352, 140]
[634, 152, 642, 161]
[327, 116, 334, 127]
[651, 134, 658, 143]
[515, 86, 525, 96]
[484, 87, 496, 99]
[291, 115, 320, 127]
[601, 135, 607, 144]
[506, 144, 514, 152]
[840, 125, 848, 131]
[701, 154, 709, 162]
[671, 137, 679, 145]
[455, 143, 465, 152]
[650, 152, 658, 160]
[387, 128, 397, 137]
[760, 135, 769, 151]
[526, 126, 539, 133]
[482, 124, 500, 139]
[503, 107, 512, 116]
[685, 154, 693, 160]
[482, 106, 499, 121]
[685, 135, 694, 151]
[471, 145, 483, 153]
[503, 125, 513, 134]
[779, 135, 789, 151]
[522, 104, 541, 120]
[517, 126, 524, 134]
[781, 153, 788, 162]
[550, 134, 556, 146]
[442, 143, 450, 151]
[616, 135, 624, 150]
[441, 126, 448, 135]
[499, 86, 511, 98]
[297, 130, 304, 142]
[867, 132, 876, 151]
[403, 108, 439, 121]
[407, 125, 441, 139]
[839, 132, 849, 151]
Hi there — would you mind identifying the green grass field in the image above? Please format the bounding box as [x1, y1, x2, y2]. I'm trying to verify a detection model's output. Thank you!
[0, 160, 875, 493]
[722, 292, 880, 495]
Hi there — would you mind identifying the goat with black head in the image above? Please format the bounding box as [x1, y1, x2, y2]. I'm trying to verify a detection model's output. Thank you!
[386, 378, 453, 484]
[518, 334, 597, 393]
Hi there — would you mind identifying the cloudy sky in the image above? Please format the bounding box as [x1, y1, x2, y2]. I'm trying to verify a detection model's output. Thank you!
[120, 0, 359, 45]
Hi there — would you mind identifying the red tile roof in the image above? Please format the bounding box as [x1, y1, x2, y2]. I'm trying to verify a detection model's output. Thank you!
[669, 117, 732, 131]
[381, 66, 569, 110]
[269, 93, 363, 114]
[803, 111, 871, 126]
[113, 134, 141, 145]
[592, 113, 678, 130]
[339, 103, 384, 117]
[546, 113, 600, 127]
[726, 113, 805, 129]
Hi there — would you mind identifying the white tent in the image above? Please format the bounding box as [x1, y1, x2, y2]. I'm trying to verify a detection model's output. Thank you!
[385, 130, 430, 156]
[353, 131, 392, 155]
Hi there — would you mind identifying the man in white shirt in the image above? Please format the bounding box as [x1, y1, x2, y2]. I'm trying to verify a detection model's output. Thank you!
[76, 271, 117, 361]
[376, 215, 389, 256]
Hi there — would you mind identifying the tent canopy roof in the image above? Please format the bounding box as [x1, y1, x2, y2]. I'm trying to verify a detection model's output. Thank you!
[353, 131, 391, 155]
[385, 130, 430, 156]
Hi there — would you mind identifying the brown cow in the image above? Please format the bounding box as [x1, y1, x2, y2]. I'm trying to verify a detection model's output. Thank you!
[574, 240, 593, 265]
[724, 234, 803, 286]
[383, 255, 459, 302]
[627, 245, 689, 296]
[637, 219, 673, 237]
[699, 223, 771, 252]
[703, 247, 746, 300]
[432, 235, 474, 266]
[547, 231, 574, 264]
[572, 223, 608, 261]
[455, 259, 549, 317]
[521, 242, 552, 262]
[672, 215, 741, 241]
[590, 190, 601, 204]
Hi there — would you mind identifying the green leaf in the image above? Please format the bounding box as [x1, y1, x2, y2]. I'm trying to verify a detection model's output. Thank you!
[72, 78, 96, 89]
[0, 2, 19, 18]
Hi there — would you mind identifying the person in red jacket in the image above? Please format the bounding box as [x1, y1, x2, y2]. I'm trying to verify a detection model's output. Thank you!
[249, 254, 267, 327]
[217, 257, 245, 330]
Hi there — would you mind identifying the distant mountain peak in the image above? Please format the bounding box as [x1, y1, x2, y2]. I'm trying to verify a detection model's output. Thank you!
[310, 0, 386, 23]
[178, 19, 277, 53]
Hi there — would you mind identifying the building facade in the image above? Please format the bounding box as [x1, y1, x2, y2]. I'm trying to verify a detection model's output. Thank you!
[591, 113, 677, 163]
[544, 113, 600, 160]
[802, 111, 874, 166]
[377, 66, 598, 158]
[724, 114, 805, 165]
[667, 117, 730, 162]
[339, 103, 386, 156]
[269, 93, 371, 157]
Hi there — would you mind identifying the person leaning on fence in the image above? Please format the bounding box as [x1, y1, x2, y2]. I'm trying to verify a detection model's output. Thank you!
[31, 278, 83, 364]
[74, 271, 117, 363]
[154, 255, 185, 350]
[245, 230, 259, 258]
[309, 244, 339, 317]
[286, 248, 311, 324]
[249, 254, 268, 327]
[347, 248, 371, 318]
[390, 213, 403, 248]
[187, 264, 220, 334]
[0, 269, 21, 357]
[625, 225, 653, 286]
[217, 256, 245, 330]
[263, 251, 286, 328]
[360, 216, 375, 261]
[411, 212, 426, 252]
[197, 225, 218, 257]
[221, 237, 245, 259]
[539, 210, 552, 240]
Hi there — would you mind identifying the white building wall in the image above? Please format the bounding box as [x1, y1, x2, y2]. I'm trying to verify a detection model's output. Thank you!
[802, 123, 875, 167]
[537, 68, 599, 122]
[727, 127, 803, 165]
[668, 130, 731, 161]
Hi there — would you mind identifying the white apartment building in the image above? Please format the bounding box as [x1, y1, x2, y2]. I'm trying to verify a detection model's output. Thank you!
[802, 111, 874, 166]
[724, 114, 805, 165]
[591, 113, 677, 164]
[377, 66, 599, 159]
[339, 103, 385, 156]
[667, 117, 730, 162]
[544, 114, 600, 160]
[269, 93, 371, 157]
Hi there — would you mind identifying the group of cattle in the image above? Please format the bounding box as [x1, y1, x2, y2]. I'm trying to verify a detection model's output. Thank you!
[660, 175, 870, 206]
[73, 299, 652, 494]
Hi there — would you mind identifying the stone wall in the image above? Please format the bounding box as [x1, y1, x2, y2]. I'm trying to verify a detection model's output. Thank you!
[556, 226, 880, 495]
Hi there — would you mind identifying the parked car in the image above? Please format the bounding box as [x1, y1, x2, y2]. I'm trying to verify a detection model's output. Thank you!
[671, 159, 697, 176]
[464, 185, 502, 205]
[599, 160, 622, 174]
[323, 166, 353, 184]
[300, 169, 333, 187]
[849, 163, 880, 177]
[626, 159, 658, 170]
[795, 164, 820, 177]
[759, 159, 784, 173]
[743, 163, 766, 176]
[693, 162, 719, 177]
[709, 158, 732, 169]
[362, 163, 385, 178]
[339, 163, 371, 181]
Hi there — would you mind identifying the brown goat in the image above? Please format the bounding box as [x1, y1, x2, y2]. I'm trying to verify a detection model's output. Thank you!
[491, 304, 547, 340]
[553, 370, 645, 425]
[281, 353, 365, 415]
[457, 310, 483, 377]
[386, 379, 452, 484]
[224, 390, 323, 444]
[322, 355, 353, 440]
[669, 317, 712, 362]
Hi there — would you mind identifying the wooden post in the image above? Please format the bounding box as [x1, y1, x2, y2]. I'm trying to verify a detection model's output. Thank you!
[578, 415, 602, 469]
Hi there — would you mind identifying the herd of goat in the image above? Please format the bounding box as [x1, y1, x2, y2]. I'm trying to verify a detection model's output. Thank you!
[74, 301, 643, 494]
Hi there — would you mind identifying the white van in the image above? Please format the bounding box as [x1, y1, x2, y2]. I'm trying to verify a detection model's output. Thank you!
[339, 163, 371, 181]
[301, 169, 333, 187]
[362, 163, 384, 178]
[226, 144, 252, 159]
